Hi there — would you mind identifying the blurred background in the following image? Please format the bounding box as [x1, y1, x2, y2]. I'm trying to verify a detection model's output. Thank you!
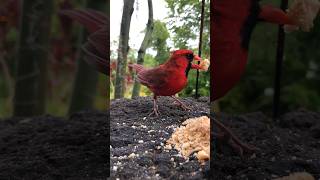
[216, 0, 320, 115]
[0, 0, 107, 118]
[110, 0, 210, 99]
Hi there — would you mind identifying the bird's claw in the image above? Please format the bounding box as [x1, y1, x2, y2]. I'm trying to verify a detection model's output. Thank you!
[148, 109, 161, 117]
[171, 96, 192, 111]
[213, 119, 257, 156]
[223, 133, 257, 155]
[148, 103, 161, 117]
[172, 101, 192, 111]
[180, 104, 192, 111]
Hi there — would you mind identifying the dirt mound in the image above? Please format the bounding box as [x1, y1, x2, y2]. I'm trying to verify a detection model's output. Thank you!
[0, 110, 109, 179]
[213, 110, 320, 179]
[110, 96, 210, 179]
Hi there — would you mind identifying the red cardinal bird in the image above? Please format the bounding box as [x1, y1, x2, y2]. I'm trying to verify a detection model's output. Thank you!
[211, 0, 295, 154]
[130, 49, 202, 116]
[59, 9, 109, 74]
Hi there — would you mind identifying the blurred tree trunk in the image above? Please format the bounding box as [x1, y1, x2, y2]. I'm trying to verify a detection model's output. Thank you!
[68, 0, 107, 114]
[131, 0, 154, 98]
[114, 0, 135, 99]
[106, 0, 110, 111]
[13, 0, 53, 116]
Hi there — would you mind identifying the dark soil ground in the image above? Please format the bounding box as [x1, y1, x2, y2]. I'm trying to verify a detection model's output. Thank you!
[110, 96, 210, 179]
[1, 96, 319, 180]
[213, 110, 320, 179]
[0, 110, 109, 180]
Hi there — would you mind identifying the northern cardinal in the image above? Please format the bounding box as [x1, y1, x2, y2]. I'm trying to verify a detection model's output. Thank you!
[59, 9, 109, 74]
[129, 49, 203, 116]
[211, 0, 297, 154]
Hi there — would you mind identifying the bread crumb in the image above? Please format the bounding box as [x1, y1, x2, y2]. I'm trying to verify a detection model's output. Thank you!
[285, 0, 320, 32]
[199, 59, 210, 71]
[128, 153, 136, 158]
[166, 116, 210, 163]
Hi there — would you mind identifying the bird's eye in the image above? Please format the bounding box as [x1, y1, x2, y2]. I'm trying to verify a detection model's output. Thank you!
[186, 54, 194, 61]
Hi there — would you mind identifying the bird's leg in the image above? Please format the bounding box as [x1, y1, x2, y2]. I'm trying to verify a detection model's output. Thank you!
[213, 118, 257, 155]
[148, 95, 160, 117]
[170, 95, 192, 111]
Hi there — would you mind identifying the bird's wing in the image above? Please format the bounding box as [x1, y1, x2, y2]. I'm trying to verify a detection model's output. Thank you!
[82, 27, 108, 74]
[59, 9, 107, 33]
[136, 67, 169, 89]
[129, 64, 147, 74]
[59, 9, 109, 74]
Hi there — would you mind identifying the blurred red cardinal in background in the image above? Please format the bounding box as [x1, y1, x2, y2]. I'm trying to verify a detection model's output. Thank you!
[59, 9, 109, 74]
[212, 0, 295, 101]
[211, 0, 295, 154]
[130, 50, 202, 116]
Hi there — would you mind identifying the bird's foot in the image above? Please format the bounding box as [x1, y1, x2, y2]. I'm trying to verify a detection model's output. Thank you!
[148, 103, 161, 117]
[213, 119, 257, 156]
[171, 96, 192, 111]
[213, 132, 257, 156]
[148, 109, 161, 117]
[172, 101, 192, 111]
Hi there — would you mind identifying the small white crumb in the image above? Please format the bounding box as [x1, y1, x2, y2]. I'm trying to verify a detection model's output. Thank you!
[143, 117, 147, 120]
[170, 157, 174, 162]
[160, 142, 164, 146]
[151, 140, 155, 143]
[132, 126, 136, 129]
[112, 166, 118, 171]
[128, 153, 136, 158]
[156, 174, 160, 177]
[148, 130, 155, 133]
[141, 125, 147, 128]
[138, 140, 144, 143]
[164, 144, 172, 150]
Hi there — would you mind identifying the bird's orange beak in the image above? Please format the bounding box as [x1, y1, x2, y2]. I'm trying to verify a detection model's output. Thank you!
[259, 5, 296, 25]
[191, 55, 202, 70]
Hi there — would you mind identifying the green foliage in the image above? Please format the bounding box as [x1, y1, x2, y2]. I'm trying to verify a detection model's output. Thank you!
[151, 20, 170, 64]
